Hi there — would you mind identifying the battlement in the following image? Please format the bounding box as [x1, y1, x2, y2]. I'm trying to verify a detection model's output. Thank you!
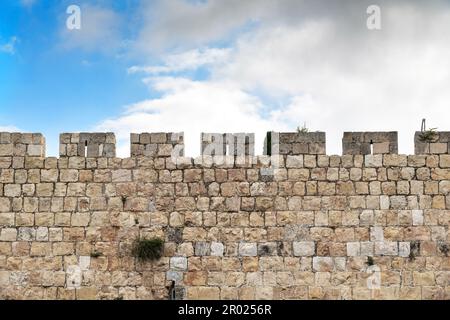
[1, 129, 450, 301]
[130, 132, 184, 157]
[342, 132, 398, 155]
[2, 131, 450, 160]
[0, 132, 45, 157]
[59, 133, 116, 157]
[414, 131, 450, 154]
[264, 131, 326, 155]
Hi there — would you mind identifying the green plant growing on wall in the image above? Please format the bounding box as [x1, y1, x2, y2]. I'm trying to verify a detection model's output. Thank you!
[366, 256, 374, 266]
[418, 127, 438, 143]
[297, 123, 309, 133]
[90, 251, 103, 258]
[132, 237, 164, 261]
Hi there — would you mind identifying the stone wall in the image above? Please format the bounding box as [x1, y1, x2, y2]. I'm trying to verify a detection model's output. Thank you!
[0, 131, 449, 300]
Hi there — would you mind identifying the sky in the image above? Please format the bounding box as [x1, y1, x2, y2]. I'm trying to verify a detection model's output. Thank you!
[1, 0, 450, 157]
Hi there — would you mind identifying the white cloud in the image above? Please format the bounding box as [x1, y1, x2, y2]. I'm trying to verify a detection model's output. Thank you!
[216, 4, 450, 154]
[136, 0, 273, 52]
[0, 125, 21, 132]
[99, 0, 450, 157]
[96, 77, 288, 157]
[0, 37, 18, 55]
[128, 47, 232, 74]
[135, 0, 387, 52]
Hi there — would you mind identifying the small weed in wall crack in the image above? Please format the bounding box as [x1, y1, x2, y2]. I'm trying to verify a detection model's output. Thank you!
[297, 123, 309, 133]
[132, 237, 164, 261]
[367, 256, 374, 266]
[90, 251, 103, 258]
[419, 128, 438, 143]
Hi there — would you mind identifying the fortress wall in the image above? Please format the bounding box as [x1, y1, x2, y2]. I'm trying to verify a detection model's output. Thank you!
[0, 131, 449, 300]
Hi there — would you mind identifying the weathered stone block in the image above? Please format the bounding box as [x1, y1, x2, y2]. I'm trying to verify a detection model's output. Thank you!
[194, 242, 211, 256]
[210, 242, 224, 256]
[312, 257, 334, 272]
[0, 228, 17, 241]
[293, 241, 315, 256]
[0, 198, 11, 212]
[346, 242, 361, 256]
[374, 241, 398, 256]
[238, 243, 257, 256]
[343, 132, 398, 155]
[170, 257, 187, 271]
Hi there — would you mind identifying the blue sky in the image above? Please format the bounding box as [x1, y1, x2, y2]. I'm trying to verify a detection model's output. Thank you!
[0, 0, 151, 155]
[2, 0, 450, 157]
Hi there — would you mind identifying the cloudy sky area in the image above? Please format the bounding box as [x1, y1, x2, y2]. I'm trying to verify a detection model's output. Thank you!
[1, 0, 450, 157]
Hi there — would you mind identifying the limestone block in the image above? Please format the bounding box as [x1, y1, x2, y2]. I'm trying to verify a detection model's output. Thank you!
[383, 154, 408, 167]
[4, 184, 21, 197]
[373, 142, 390, 154]
[365, 155, 383, 167]
[210, 242, 224, 256]
[0, 144, 13, 156]
[399, 242, 410, 257]
[0, 271, 10, 286]
[346, 242, 361, 256]
[413, 272, 436, 286]
[27, 144, 44, 157]
[36, 183, 54, 197]
[79, 256, 91, 271]
[77, 287, 97, 300]
[36, 227, 48, 241]
[360, 242, 374, 256]
[53, 242, 74, 256]
[238, 242, 257, 256]
[374, 241, 398, 256]
[170, 257, 187, 271]
[112, 169, 132, 182]
[151, 133, 167, 144]
[412, 210, 424, 226]
[0, 228, 17, 241]
[286, 156, 304, 168]
[166, 270, 183, 282]
[0, 212, 14, 226]
[440, 155, 450, 167]
[293, 241, 315, 256]
[312, 257, 334, 272]
[66, 265, 82, 289]
[194, 242, 211, 256]
[60, 169, 79, 182]
[0, 198, 11, 213]
[370, 227, 384, 241]
[430, 143, 448, 154]
[71, 213, 90, 227]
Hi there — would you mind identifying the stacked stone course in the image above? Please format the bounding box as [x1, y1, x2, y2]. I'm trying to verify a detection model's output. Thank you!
[0, 131, 449, 300]
[131, 133, 184, 157]
[414, 131, 450, 155]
